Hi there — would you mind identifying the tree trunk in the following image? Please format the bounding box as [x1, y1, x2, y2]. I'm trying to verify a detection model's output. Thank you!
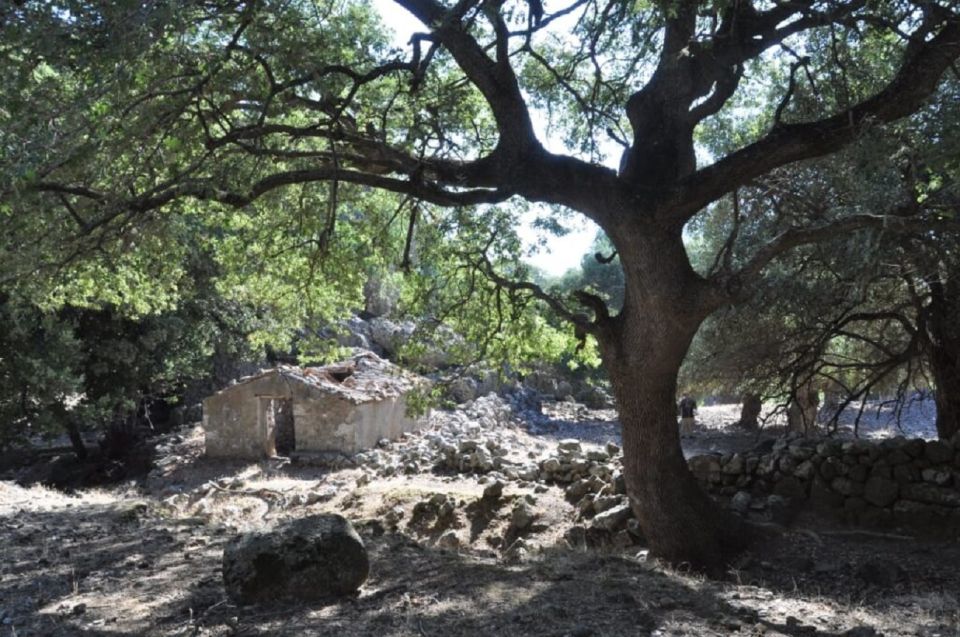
[608, 362, 747, 571]
[597, 228, 748, 572]
[927, 277, 960, 441]
[787, 382, 820, 435]
[932, 355, 960, 441]
[738, 393, 762, 430]
[65, 418, 87, 461]
[928, 330, 960, 441]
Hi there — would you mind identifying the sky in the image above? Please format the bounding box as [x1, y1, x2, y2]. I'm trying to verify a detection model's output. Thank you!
[370, 0, 600, 277]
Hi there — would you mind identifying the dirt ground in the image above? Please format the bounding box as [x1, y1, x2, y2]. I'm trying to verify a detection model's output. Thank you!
[1, 402, 959, 637]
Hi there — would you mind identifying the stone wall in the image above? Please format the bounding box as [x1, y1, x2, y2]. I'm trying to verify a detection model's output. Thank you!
[688, 432, 960, 535]
[294, 394, 423, 455]
[203, 374, 294, 458]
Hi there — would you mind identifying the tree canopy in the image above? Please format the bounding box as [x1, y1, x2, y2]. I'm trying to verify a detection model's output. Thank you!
[3, 0, 960, 569]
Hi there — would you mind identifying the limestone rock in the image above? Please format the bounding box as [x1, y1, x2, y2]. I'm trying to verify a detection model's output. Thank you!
[558, 439, 583, 454]
[222, 514, 369, 604]
[510, 501, 536, 531]
[591, 503, 633, 532]
[482, 481, 505, 500]
[438, 531, 461, 550]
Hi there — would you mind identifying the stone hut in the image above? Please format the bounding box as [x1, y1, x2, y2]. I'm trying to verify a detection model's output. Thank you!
[203, 352, 427, 459]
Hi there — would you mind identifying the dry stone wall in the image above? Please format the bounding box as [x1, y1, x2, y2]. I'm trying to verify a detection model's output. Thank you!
[688, 431, 960, 535]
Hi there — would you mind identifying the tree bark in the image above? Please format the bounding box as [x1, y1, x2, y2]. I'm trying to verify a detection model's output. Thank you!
[787, 382, 820, 435]
[64, 417, 88, 461]
[927, 277, 960, 441]
[596, 228, 748, 572]
[931, 350, 960, 441]
[738, 393, 762, 430]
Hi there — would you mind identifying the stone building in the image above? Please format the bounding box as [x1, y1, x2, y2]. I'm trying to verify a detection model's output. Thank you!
[203, 352, 427, 458]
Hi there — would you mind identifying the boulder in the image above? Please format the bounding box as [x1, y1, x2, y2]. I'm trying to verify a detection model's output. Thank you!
[863, 476, 899, 508]
[688, 454, 722, 476]
[222, 514, 369, 604]
[925, 440, 954, 465]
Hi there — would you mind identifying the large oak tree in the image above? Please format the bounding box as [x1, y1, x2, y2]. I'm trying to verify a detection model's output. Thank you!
[4, 0, 960, 569]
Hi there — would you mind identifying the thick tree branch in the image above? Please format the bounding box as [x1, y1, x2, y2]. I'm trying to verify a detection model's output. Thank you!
[733, 211, 957, 287]
[669, 18, 960, 223]
[393, 0, 539, 154]
[27, 167, 512, 227]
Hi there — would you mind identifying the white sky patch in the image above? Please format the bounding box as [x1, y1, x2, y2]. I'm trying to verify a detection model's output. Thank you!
[371, 0, 598, 277]
[517, 212, 599, 277]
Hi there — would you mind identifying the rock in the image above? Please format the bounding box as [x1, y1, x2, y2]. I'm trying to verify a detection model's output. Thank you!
[482, 481, 505, 500]
[437, 531, 460, 550]
[921, 468, 952, 486]
[564, 525, 588, 548]
[925, 440, 954, 465]
[842, 627, 877, 637]
[854, 558, 907, 588]
[688, 454, 722, 475]
[448, 377, 478, 404]
[565, 479, 592, 500]
[305, 488, 337, 506]
[384, 506, 404, 527]
[586, 449, 610, 462]
[626, 518, 645, 542]
[591, 503, 632, 531]
[830, 477, 862, 497]
[774, 476, 807, 499]
[847, 463, 869, 483]
[558, 439, 582, 454]
[730, 491, 751, 514]
[593, 495, 622, 514]
[723, 453, 745, 474]
[793, 460, 815, 481]
[893, 463, 919, 483]
[816, 440, 842, 457]
[886, 448, 912, 466]
[902, 438, 925, 458]
[901, 483, 960, 507]
[819, 457, 841, 480]
[613, 472, 627, 495]
[518, 465, 539, 481]
[222, 514, 369, 604]
[541, 458, 561, 474]
[842, 440, 872, 455]
[504, 538, 531, 563]
[863, 476, 899, 508]
[510, 502, 536, 531]
[765, 495, 792, 524]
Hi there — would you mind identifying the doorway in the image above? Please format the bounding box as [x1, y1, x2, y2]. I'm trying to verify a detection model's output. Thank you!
[260, 397, 296, 457]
